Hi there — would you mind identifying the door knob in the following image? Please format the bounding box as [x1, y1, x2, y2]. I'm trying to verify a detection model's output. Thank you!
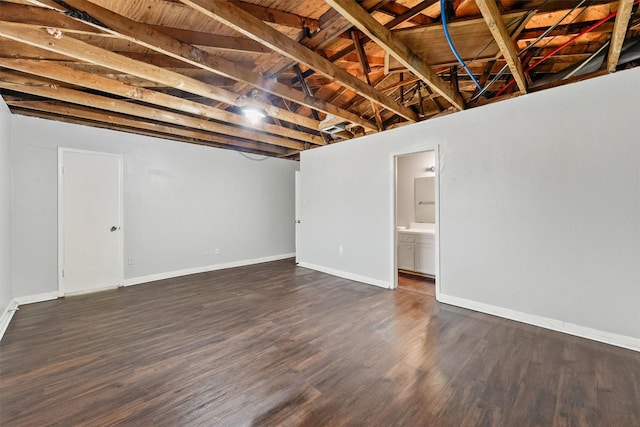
[110, 226, 118, 232]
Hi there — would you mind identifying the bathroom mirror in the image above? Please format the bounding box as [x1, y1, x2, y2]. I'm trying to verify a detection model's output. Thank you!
[415, 176, 435, 223]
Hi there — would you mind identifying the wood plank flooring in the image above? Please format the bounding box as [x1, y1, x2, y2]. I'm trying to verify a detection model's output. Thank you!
[398, 272, 435, 296]
[1, 259, 639, 426]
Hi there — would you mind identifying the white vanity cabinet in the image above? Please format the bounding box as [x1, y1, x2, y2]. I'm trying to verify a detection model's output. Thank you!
[398, 230, 435, 277]
[397, 232, 415, 271]
[414, 233, 435, 276]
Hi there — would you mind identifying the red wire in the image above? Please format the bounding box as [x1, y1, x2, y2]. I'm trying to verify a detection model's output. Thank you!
[495, 0, 640, 97]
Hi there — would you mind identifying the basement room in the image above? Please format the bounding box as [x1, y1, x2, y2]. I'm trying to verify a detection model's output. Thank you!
[1, 0, 639, 425]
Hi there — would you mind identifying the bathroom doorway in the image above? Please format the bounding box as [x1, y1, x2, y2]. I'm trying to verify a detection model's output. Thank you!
[393, 149, 437, 297]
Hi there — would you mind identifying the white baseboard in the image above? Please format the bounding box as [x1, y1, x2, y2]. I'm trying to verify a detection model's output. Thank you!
[438, 293, 640, 353]
[1, 291, 60, 342]
[14, 291, 59, 305]
[0, 300, 19, 342]
[124, 253, 295, 287]
[297, 262, 390, 289]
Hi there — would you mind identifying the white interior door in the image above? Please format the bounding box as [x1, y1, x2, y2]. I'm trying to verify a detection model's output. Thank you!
[59, 149, 123, 295]
[295, 170, 301, 263]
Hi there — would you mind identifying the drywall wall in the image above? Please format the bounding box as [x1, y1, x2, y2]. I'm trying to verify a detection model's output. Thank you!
[396, 151, 435, 227]
[11, 116, 298, 297]
[299, 67, 640, 345]
[0, 98, 12, 311]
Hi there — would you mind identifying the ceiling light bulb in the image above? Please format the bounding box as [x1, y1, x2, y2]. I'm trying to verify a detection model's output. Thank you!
[242, 107, 266, 124]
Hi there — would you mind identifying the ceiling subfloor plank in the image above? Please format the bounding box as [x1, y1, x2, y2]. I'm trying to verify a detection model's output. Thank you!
[606, 0, 635, 72]
[476, 0, 528, 94]
[324, 0, 466, 110]
[179, 0, 419, 122]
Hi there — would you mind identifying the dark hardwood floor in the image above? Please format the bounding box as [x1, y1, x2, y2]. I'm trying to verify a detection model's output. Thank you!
[1, 259, 639, 426]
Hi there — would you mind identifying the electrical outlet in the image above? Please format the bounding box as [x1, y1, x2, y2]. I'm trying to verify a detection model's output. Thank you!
[205, 249, 212, 256]
[338, 245, 343, 258]
[215, 248, 220, 255]
[127, 258, 135, 265]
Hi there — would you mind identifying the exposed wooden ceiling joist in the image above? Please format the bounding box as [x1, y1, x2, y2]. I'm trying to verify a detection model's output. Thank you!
[232, 1, 320, 32]
[45, 0, 376, 132]
[607, 0, 635, 72]
[0, 21, 322, 132]
[147, 26, 271, 53]
[0, 0, 636, 159]
[0, 71, 306, 151]
[476, 0, 528, 94]
[0, 58, 321, 145]
[228, 0, 398, 118]
[179, 0, 419, 121]
[325, 0, 466, 110]
[0, 1, 98, 34]
[7, 101, 289, 156]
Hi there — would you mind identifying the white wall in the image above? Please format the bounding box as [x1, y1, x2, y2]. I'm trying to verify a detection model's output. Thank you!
[0, 98, 12, 311]
[11, 116, 298, 297]
[299, 67, 640, 348]
[396, 151, 435, 227]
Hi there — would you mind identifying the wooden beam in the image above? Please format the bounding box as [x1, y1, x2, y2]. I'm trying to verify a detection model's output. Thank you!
[0, 58, 322, 145]
[6, 99, 288, 155]
[324, 0, 465, 110]
[0, 21, 321, 131]
[0, 2, 99, 34]
[27, 0, 320, 32]
[232, 1, 319, 32]
[518, 22, 615, 41]
[351, 30, 383, 130]
[476, 0, 528, 94]
[9, 105, 237, 152]
[148, 26, 270, 53]
[305, 3, 435, 83]
[46, 0, 376, 132]
[228, 0, 387, 111]
[379, 75, 420, 93]
[292, 65, 333, 144]
[607, 0, 635, 72]
[179, 0, 419, 121]
[383, 0, 437, 29]
[0, 71, 306, 151]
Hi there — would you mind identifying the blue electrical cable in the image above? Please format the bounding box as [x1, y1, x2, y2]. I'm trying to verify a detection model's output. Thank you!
[440, 0, 483, 91]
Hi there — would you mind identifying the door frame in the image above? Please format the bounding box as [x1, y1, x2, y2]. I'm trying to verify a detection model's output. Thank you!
[390, 145, 440, 298]
[295, 170, 301, 263]
[57, 148, 124, 296]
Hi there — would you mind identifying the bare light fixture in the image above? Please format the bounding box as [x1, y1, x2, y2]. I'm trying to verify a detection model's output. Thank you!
[242, 106, 266, 124]
[242, 90, 268, 124]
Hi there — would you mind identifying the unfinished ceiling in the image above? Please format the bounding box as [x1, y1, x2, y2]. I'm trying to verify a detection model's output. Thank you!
[1, 0, 638, 158]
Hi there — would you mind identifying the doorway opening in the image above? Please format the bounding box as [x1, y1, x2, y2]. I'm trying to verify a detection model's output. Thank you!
[393, 149, 438, 297]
